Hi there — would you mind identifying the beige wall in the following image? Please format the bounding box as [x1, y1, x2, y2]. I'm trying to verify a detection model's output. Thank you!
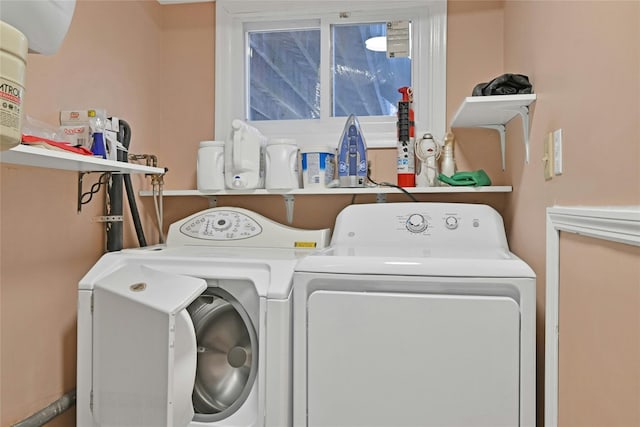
[0, 1, 638, 426]
[502, 1, 640, 426]
[1, 1, 163, 425]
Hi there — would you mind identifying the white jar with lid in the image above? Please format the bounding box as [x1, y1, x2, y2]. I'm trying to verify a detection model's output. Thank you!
[265, 138, 300, 189]
[301, 145, 335, 188]
[197, 140, 225, 191]
[0, 21, 28, 151]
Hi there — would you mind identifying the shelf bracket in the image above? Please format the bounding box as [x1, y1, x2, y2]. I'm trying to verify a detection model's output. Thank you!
[376, 193, 387, 203]
[503, 105, 532, 164]
[480, 124, 507, 171]
[77, 172, 87, 213]
[283, 195, 295, 224]
[77, 171, 111, 213]
[207, 196, 218, 208]
[516, 104, 531, 164]
[477, 105, 532, 170]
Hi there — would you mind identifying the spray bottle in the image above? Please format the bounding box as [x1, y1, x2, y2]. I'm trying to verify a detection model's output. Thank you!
[440, 131, 457, 178]
[396, 87, 415, 187]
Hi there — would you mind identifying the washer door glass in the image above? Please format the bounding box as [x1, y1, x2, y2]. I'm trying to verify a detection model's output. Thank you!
[188, 288, 258, 421]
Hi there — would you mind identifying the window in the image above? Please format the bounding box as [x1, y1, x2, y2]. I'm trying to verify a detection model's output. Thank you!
[215, 1, 447, 148]
[331, 22, 412, 118]
[248, 26, 321, 121]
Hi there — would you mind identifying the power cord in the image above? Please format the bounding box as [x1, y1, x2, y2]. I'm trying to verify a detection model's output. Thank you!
[367, 174, 419, 202]
[347, 162, 419, 204]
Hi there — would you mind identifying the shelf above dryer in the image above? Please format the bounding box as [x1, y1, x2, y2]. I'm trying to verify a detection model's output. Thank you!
[451, 94, 536, 170]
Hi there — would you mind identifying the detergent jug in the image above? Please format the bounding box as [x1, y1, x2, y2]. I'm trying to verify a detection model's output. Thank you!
[224, 119, 267, 189]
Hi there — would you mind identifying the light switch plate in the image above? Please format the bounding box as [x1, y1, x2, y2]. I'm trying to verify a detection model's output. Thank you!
[553, 129, 563, 175]
[544, 132, 554, 180]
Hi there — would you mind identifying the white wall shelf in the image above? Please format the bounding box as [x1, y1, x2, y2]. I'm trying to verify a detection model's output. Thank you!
[141, 186, 512, 198]
[0, 144, 165, 175]
[141, 186, 512, 223]
[451, 94, 537, 170]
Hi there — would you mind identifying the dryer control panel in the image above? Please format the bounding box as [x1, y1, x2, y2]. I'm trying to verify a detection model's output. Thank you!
[403, 213, 461, 233]
[331, 202, 509, 252]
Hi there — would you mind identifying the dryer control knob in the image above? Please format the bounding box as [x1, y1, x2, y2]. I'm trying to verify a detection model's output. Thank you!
[444, 216, 459, 230]
[406, 214, 428, 233]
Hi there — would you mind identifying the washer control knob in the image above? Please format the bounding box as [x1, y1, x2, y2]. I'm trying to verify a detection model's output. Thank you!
[444, 216, 459, 230]
[406, 214, 428, 233]
[212, 218, 232, 231]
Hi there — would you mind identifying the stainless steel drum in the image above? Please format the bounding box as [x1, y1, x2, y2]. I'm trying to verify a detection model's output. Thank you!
[188, 288, 258, 421]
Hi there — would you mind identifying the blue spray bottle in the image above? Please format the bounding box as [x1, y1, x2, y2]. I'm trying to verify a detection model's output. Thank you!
[338, 114, 367, 187]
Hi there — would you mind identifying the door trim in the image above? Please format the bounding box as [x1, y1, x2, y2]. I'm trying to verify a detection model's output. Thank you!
[545, 206, 640, 427]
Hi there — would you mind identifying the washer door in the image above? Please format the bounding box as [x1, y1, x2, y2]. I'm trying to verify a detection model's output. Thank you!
[188, 288, 258, 422]
[92, 265, 206, 427]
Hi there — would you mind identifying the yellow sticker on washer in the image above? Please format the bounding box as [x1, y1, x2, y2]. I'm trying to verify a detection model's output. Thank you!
[295, 241, 317, 248]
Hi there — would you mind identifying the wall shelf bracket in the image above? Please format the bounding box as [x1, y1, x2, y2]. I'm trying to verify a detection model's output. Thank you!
[479, 124, 507, 170]
[376, 193, 387, 203]
[77, 171, 111, 213]
[283, 195, 295, 224]
[504, 104, 532, 165]
[517, 104, 531, 164]
[207, 196, 218, 208]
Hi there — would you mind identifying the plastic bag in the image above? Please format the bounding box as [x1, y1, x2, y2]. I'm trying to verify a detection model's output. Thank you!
[21, 115, 72, 144]
[472, 74, 532, 96]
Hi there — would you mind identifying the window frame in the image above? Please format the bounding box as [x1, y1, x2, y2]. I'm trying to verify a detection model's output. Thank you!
[215, 1, 447, 148]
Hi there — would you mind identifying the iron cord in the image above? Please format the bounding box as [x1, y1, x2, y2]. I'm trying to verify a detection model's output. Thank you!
[366, 173, 419, 202]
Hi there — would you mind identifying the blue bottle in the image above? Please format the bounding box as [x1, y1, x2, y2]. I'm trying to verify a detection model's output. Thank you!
[338, 114, 367, 187]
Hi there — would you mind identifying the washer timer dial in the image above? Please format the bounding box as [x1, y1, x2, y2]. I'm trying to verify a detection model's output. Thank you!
[212, 218, 233, 231]
[406, 214, 428, 233]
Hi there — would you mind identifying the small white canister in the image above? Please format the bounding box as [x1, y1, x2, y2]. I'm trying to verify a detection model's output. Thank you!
[301, 145, 335, 188]
[197, 140, 225, 191]
[0, 21, 28, 151]
[265, 138, 300, 190]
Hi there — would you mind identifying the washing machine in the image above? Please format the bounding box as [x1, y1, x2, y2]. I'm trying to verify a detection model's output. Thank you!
[292, 202, 536, 427]
[76, 207, 330, 427]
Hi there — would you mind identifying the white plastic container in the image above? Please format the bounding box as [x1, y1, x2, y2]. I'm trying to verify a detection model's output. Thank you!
[224, 119, 266, 189]
[301, 145, 335, 188]
[0, 21, 28, 151]
[197, 140, 225, 191]
[265, 138, 300, 189]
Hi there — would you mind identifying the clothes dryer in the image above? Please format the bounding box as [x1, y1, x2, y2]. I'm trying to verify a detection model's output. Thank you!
[77, 207, 329, 427]
[292, 202, 536, 427]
